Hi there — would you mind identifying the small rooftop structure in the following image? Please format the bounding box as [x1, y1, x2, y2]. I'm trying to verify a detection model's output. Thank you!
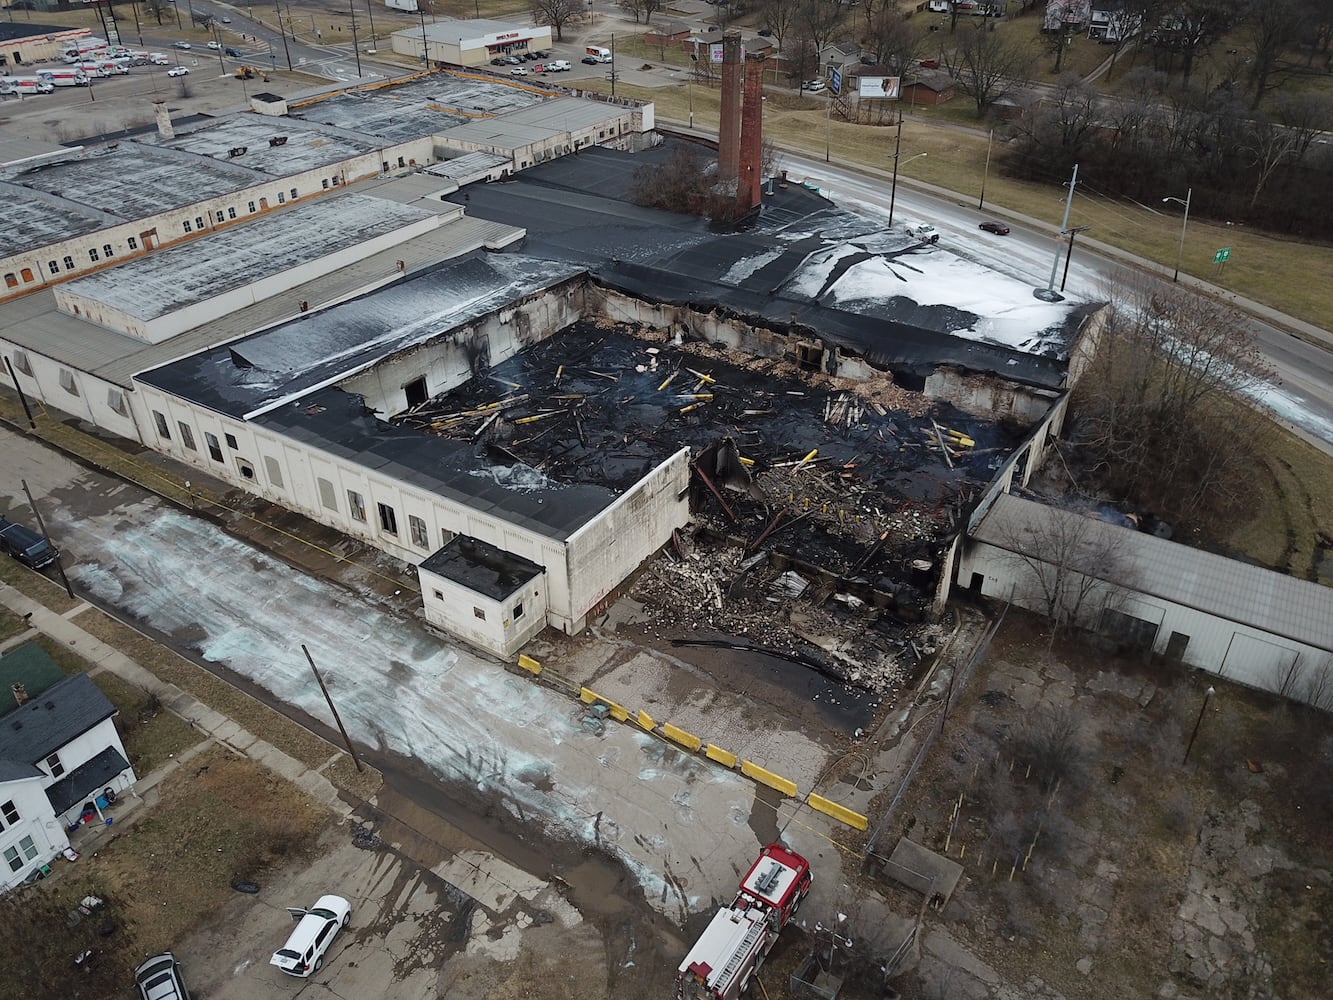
[420, 535, 544, 601]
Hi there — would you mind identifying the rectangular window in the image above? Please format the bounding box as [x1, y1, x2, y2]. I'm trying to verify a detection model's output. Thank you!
[178, 422, 197, 450]
[322, 178, 330, 190]
[108, 388, 127, 415]
[473, 607, 486, 621]
[127, 236, 138, 250]
[263, 455, 284, 488]
[227, 207, 237, 219]
[331, 176, 340, 186]
[183, 220, 192, 233]
[205, 431, 223, 462]
[408, 514, 428, 548]
[277, 191, 286, 204]
[248, 200, 256, 213]
[432, 589, 444, 601]
[513, 601, 524, 620]
[46, 751, 64, 778]
[347, 491, 366, 522]
[0, 800, 17, 827]
[216, 211, 225, 223]
[225, 432, 238, 449]
[317, 477, 337, 511]
[378, 502, 398, 535]
[153, 410, 170, 440]
[48, 259, 59, 274]
[58, 368, 78, 396]
[290, 187, 297, 199]
[63, 255, 74, 269]
[195, 216, 205, 229]
[11, 350, 31, 376]
[103, 243, 114, 257]
[19, 836, 37, 861]
[3, 846, 19, 873]
[88, 247, 100, 262]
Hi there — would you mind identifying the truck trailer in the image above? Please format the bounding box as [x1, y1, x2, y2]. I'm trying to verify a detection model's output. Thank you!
[676, 844, 812, 999]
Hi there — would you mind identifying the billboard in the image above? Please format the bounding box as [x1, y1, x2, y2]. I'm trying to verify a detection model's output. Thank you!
[710, 42, 724, 64]
[858, 76, 901, 99]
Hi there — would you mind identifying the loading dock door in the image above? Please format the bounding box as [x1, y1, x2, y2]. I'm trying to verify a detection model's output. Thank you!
[1220, 632, 1298, 689]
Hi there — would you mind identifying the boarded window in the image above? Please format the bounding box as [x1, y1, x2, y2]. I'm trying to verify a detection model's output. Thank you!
[153, 411, 171, 439]
[473, 607, 486, 621]
[178, 422, 197, 450]
[107, 388, 127, 415]
[263, 455, 284, 489]
[225, 432, 238, 449]
[11, 350, 32, 376]
[205, 431, 223, 462]
[317, 477, 338, 511]
[3, 273, 16, 288]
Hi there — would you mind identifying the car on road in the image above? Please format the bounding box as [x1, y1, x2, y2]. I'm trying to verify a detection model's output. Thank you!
[978, 220, 1011, 235]
[270, 895, 352, 977]
[207, 41, 221, 50]
[172, 41, 191, 50]
[582, 55, 598, 64]
[224, 46, 239, 57]
[510, 66, 529, 75]
[904, 222, 940, 244]
[804, 79, 826, 92]
[167, 66, 190, 77]
[0, 514, 59, 570]
[135, 953, 192, 1000]
[222, 16, 231, 22]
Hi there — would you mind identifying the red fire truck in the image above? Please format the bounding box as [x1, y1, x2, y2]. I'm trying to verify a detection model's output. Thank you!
[675, 843, 813, 999]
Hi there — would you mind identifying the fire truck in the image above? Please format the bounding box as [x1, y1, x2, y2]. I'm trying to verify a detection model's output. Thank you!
[675, 843, 813, 999]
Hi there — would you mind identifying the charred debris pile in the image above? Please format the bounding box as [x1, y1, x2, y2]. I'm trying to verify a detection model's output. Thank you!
[395, 320, 1027, 691]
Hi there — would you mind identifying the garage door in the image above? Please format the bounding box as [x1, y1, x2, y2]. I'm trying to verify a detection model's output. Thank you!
[1220, 632, 1298, 690]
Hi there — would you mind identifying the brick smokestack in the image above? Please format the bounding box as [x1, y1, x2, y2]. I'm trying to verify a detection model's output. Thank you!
[153, 99, 174, 140]
[717, 29, 743, 191]
[737, 51, 766, 214]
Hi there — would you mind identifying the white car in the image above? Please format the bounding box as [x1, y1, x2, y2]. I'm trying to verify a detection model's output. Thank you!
[270, 894, 352, 977]
[167, 66, 190, 77]
[135, 953, 191, 1000]
[207, 41, 221, 50]
[510, 66, 529, 76]
[172, 41, 192, 50]
[804, 79, 826, 93]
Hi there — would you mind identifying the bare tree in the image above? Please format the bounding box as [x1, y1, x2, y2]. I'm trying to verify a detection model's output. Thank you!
[941, 21, 1031, 116]
[142, 0, 170, 26]
[1303, 657, 1333, 712]
[617, 0, 646, 23]
[1147, 0, 1244, 85]
[1071, 275, 1275, 524]
[1101, 0, 1164, 81]
[530, 0, 581, 41]
[1245, 113, 1302, 208]
[998, 502, 1135, 648]
[755, 0, 799, 50]
[1271, 91, 1333, 162]
[1243, 0, 1302, 107]
[864, 8, 929, 75]
[1014, 706, 1096, 791]
[794, 0, 845, 71]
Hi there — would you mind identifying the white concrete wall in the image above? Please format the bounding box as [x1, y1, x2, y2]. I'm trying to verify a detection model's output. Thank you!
[0, 342, 143, 441]
[0, 774, 70, 893]
[54, 212, 442, 343]
[418, 563, 548, 657]
[563, 449, 691, 631]
[957, 537, 1333, 703]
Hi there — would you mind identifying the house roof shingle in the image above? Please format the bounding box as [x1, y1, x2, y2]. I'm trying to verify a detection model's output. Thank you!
[45, 746, 132, 816]
[0, 673, 117, 766]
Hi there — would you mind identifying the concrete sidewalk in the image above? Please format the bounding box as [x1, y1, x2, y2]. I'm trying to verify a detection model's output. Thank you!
[0, 582, 354, 822]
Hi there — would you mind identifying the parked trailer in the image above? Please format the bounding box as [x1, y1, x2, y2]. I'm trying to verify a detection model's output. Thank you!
[676, 844, 812, 1000]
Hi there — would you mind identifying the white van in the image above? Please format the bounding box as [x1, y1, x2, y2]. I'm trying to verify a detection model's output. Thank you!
[149, 53, 171, 66]
[76, 62, 109, 78]
[11, 77, 56, 95]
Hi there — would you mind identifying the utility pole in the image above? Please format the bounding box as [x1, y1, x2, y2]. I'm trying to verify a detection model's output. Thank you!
[20, 479, 74, 599]
[1041, 163, 1078, 300]
[275, 0, 293, 70]
[3, 357, 36, 429]
[364, 0, 377, 49]
[889, 104, 903, 227]
[348, 0, 361, 77]
[978, 127, 993, 210]
[303, 644, 364, 772]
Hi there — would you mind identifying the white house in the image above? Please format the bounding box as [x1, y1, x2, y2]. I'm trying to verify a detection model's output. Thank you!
[0, 669, 137, 892]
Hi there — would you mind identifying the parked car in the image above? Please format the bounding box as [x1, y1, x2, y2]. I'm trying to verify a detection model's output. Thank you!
[582, 55, 599, 64]
[172, 41, 191, 50]
[523, 51, 538, 60]
[221, 16, 231, 22]
[904, 223, 940, 244]
[511, 66, 529, 76]
[270, 895, 352, 977]
[135, 953, 192, 1000]
[804, 79, 826, 92]
[206, 40, 221, 50]
[532, 50, 548, 59]
[978, 220, 1011, 235]
[919, 58, 940, 69]
[758, 28, 772, 37]
[490, 57, 506, 65]
[505, 55, 522, 65]
[0, 514, 59, 570]
[167, 66, 189, 77]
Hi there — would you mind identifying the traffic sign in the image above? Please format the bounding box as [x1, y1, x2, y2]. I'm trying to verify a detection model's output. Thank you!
[1214, 247, 1232, 263]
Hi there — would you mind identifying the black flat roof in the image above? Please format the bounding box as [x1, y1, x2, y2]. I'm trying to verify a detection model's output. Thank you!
[255, 387, 619, 541]
[420, 535, 543, 601]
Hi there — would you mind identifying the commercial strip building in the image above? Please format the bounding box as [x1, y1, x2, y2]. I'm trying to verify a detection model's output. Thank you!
[389, 19, 555, 69]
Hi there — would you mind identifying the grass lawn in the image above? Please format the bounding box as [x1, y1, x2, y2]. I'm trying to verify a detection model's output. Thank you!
[0, 606, 28, 642]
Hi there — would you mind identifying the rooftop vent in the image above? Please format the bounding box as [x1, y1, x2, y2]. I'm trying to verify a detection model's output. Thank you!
[11, 682, 29, 707]
[228, 146, 248, 158]
[269, 135, 288, 147]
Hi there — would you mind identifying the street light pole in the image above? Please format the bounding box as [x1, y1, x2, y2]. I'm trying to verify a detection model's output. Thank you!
[889, 105, 903, 227]
[1183, 685, 1215, 764]
[1163, 187, 1192, 283]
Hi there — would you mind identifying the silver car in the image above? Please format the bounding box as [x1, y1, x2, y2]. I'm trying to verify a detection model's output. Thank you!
[135, 953, 191, 1000]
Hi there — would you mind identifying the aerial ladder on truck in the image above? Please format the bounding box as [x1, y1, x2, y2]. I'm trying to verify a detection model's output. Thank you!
[676, 843, 813, 999]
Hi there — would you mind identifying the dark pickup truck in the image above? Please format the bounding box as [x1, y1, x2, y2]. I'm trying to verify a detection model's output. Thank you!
[0, 515, 59, 570]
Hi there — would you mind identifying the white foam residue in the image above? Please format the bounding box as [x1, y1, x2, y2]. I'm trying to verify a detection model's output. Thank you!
[721, 246, 785, 285]
[468, 463, 562, 492]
